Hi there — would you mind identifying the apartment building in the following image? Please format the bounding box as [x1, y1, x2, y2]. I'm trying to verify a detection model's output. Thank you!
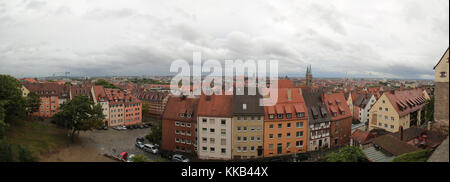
[161, 96, 199, 154]
[368, 89, 426, 133]
[92, 85, 110, 126]
[197, 93, 233, 160]
[263, 88, 308, 157]
[303, 88, 332, 151]
[433, 48, 449, 131]
[354, 94, 376, 124]
[105, 88, 142, 127]
[323, 92, 352, 148]
[23, 83, 70, 117]
[133, 88, 170, 118]
[231, 87, 265, 159]
[346, 91, 360, 121]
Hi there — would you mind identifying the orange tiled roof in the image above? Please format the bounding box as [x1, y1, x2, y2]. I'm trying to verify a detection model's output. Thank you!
[385, 89, 426, 117]
[197, 93, 233, 117]
[323, 92, 352, 120]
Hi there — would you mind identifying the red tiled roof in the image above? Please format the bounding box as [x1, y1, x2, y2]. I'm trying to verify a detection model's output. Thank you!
[352, 129, 375, 144]
[163, 97, 199, 122]
[263, 88, 308, 121]
[197, 93, 233, 117]
[385, 89, 426, 117]
[323, 92, 352, 120]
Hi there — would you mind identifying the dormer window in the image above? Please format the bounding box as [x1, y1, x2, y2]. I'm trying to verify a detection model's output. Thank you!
[341, 111, 345, 115]
[277, 114, 283, 119]
[179, 113, 185, 117]
[269, 114, 274, 119]
[242, 104, 247, 110]
[296, 112, 305, 118]
[332, 112, 337, 117]
[286, 113, 292, 119]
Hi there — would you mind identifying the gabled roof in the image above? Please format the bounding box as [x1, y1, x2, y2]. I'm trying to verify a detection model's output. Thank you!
[352, 129, 375, 144]
[433, 47, 449, 70]
[162, 97, 199, 122]
[23, 82, 70, 98]
[384, 89, 426, 117]
[263, 88, 308, 121]
[391, 127, 448, 148]
[323, 92, 352, 120]
[302, 88, 332, 124]
[232, 87, 264, 115]
[371, 134, 420, 156]
[197, 93, 233, 118]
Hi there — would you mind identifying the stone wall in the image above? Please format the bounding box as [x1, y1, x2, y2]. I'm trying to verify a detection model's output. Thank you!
[434, 82, 449, 131]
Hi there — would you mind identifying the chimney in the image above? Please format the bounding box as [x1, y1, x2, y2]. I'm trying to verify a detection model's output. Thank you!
[399, 126, 404, 141]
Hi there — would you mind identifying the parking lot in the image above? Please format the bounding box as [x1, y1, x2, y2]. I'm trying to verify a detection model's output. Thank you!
[83, 127, 167, 161]
[41, 125, 168, 162]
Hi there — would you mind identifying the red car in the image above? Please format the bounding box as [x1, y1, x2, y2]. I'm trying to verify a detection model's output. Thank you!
[118, 152, 128, 161]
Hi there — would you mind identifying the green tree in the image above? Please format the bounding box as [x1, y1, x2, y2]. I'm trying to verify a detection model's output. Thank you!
[0, 100, 8, 139]
[0, 140, 13, 162]
[0, 75, 26, 122]
[393, 149, 431, 162]
[326, 146, 368, 162]
[131, 154, 149, 162]
[17, 145, 36, 162]
[423, 97, 434, 124]
[25, 92, 41, 116]
[145, 123, 162, 144]
[95, 79, 119, 89]
[52, 95, 105, 142]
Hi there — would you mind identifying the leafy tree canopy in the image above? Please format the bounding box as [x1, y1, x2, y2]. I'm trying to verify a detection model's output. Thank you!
[131, 154, 149, 162]
[326, 146, 368, 162]
[95, 79, 119, 89]
[52, 95, 105, 142]
[0, 75, 26, 122]
[393, 149, 432, 162]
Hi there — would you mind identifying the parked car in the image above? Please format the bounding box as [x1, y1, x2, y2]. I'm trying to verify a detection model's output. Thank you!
[127, 154, 135, 162]
[172, 154, 189, 162]
[136, 137, 145, 143]
[118, 152, 128, 161]
[113, 126, 120, 130]
[143, 144, 158, 154]
[135, 141, 145, 149]
[103, 126, 108, 130]
[147, 123, 153, 127]
[143, 124, 150, 128]
[121, 126, 127, 130]
[138, 125, 145, 129]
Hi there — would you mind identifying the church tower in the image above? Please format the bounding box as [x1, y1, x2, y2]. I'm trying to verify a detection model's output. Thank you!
[306, 65, 312, 87]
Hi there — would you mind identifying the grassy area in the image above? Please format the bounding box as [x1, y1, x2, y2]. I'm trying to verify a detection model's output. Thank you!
[4, 118, 71, 161]
[392, 149, 432, 162]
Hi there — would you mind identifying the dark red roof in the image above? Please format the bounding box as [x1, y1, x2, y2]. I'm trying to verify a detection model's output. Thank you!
[197, 93, 233, 117]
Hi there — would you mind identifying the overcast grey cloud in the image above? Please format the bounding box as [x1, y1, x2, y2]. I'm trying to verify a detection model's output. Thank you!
[0, 0, 448, 79]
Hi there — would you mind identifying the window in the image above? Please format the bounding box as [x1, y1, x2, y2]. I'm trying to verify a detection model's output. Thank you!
[296, 122, 304, 128]
[210, 128, 215, 133]
[237, 126, 241, 132]
[186, 123, 191, 128]
[250, 136, 255, 141]
[390, 125, 394, 129]
[237, 147, 241, 152]
[221, 129, 226, 136]
[237, 116, 241, 121]
[296, 140, 304, 147]
[243, 147, 247, 152]
[278, 124, 282, 129]
[385, 108, 388, 112]
[237, 136, 241, 142]
[221, 139, 226, 145]
[244, 116, 247, 120]
[379, 107, 382, 111]
[277, 114, 283, 119]
[391, 117, 394, 121]
[202, 147, 207, 151]
[269, 124, 274, 129]
[202, 128, 207, 132]
[287, 123, 291, 128]
[243, 137, 247, 142]
[378, 123, 382, 126]
[269, 144, 273, 150]
[382, 100, 385, 104]
[441, 72, 447, 78]
[296, 112, 305, 118]
[269, 134, 274, 139]
[221, 148, 226, 154]
[287, 133, 291, 138]
[202, 119, 207, 123]
[384, 124, 388, 128]
[277, 133, 282, 139]
[384, 116, 388, 120]
[269, 114, 274, 119]
[286, 113, 292, 119]
[286, 142, 291, 149]
[243, 127, 247, 132]
[250, 146, 255, 151]
[210, 147, 215, 153]
[242, 104, 247, 110]
[210, 138, 215, 144]
[296, 131, 304, 138]
[251, 116, 254, 120]
[257, 116, 261, 120]
[221, 120, 226, 125]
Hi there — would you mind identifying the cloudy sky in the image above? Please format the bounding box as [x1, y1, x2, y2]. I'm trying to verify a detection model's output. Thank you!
[0, 0, 448, 79]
